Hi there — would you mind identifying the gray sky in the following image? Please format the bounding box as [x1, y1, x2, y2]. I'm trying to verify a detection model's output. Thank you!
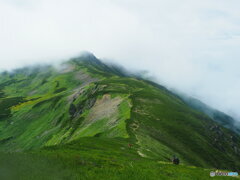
[0, 0, 240, 120]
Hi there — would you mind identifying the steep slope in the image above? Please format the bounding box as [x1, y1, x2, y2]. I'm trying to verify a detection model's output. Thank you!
[0, 54, 239, 179]
[180, 95, 240, 135]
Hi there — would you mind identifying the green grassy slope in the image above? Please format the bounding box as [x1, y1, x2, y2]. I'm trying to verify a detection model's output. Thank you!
[0, 54, 239, 179]
[180, 95, 240, 134]
[0, 137, 237, 180]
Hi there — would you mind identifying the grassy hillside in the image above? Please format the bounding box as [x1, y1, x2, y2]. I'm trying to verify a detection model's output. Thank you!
[0, 54, 239, 179]
[0, 137, 237, 180]
[180, 95, 240, 134]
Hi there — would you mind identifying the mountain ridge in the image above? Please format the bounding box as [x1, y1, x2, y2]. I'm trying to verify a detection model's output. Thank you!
[0, 54, 239, 179]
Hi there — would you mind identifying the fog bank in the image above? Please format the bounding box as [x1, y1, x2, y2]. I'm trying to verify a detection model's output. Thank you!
[0, 0, 240, 120]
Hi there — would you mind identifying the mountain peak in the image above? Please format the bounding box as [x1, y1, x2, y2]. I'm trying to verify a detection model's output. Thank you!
[0, 56, 240, 178]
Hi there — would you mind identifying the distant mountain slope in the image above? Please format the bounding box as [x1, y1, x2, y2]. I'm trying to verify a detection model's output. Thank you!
[180, 95, 240, 135]
[0, 54, 239, 179]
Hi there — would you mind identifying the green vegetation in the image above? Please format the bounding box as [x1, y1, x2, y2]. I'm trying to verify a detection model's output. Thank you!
[0, 138, 236, 180]
[0, 54, 239, 179]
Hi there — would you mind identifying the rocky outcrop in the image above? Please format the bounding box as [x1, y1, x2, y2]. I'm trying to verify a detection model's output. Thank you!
[69, 103, 77, 118]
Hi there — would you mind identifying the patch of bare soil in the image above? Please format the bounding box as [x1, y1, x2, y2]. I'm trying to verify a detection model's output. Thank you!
[67, 87, 85, 103]
[67, 71, 99, 103]
[82, 94, 123, 126]
[75, 71, 99, 88]
[60, 64, 75, 73]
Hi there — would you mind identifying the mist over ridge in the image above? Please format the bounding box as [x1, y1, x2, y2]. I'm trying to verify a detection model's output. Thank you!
[1, 0, 240, 121]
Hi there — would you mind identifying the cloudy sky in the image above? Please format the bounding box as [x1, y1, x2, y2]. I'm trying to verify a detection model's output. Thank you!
[0, 0, 240, 120]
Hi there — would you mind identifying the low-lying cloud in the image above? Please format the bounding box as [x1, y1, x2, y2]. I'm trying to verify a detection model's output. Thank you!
[0, 0, 240, 120]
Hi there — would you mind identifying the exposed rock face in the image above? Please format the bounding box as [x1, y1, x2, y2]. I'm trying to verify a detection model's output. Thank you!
[75, 71, 99, 88]
[208, 124, 240, 155]
[82, 94, 123, 126]
[84, 98, 96, 109]
[69, 103, 77, 118]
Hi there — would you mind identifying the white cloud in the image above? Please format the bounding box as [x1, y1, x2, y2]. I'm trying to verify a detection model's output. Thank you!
[0, 0, 240, 120]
